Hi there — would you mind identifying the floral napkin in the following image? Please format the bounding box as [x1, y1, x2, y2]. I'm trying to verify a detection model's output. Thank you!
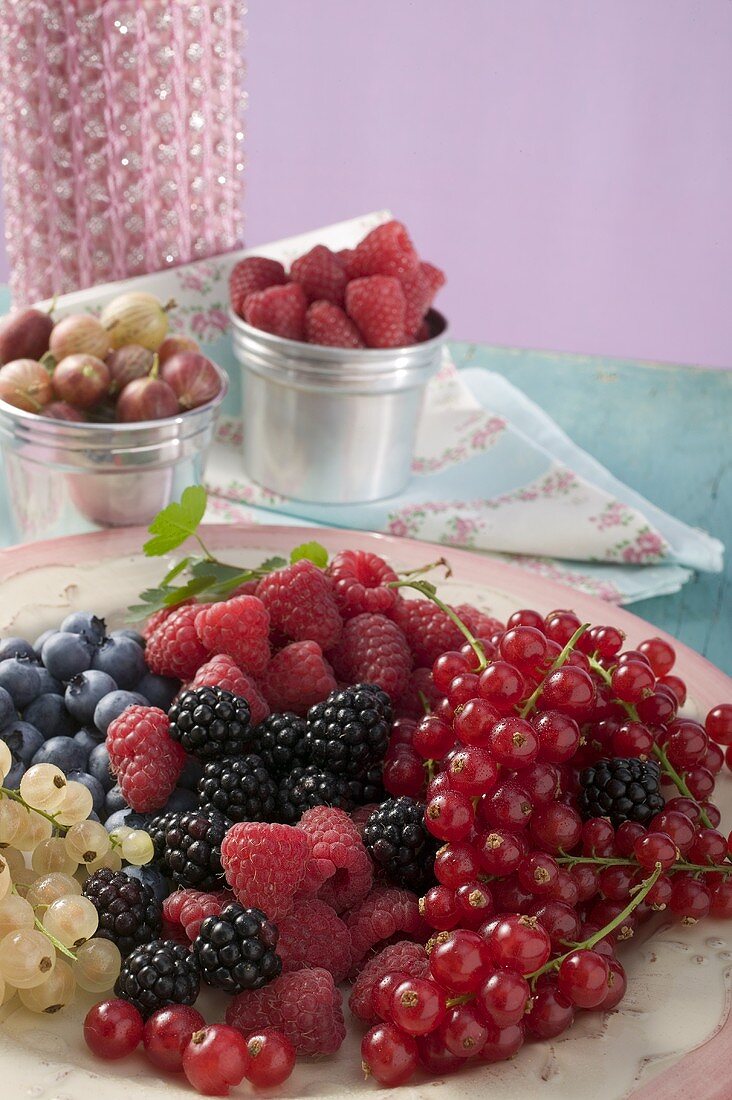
[41, 212, 723, 605]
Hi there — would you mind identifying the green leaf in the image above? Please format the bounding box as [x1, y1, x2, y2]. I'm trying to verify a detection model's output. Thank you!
[260, 556, 287, 572]
[161, 576, 215, 605]
[143, 486, 208, 557]
[189, 559, 247, 584]
[290, 541, 328, 568]
[161, 557, 191, 586]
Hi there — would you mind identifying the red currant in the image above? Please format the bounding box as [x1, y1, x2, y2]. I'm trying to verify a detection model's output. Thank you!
[182, 1025, 249, 1097]
[544, 610, 582, 646]
[414, 716, 455, 760]
[433, 652, 470, 694]
[683, 765, 715, 801]
[476, 968, 530, 1027]
[519, 761, 561, 805]
[478, 780, 533, 830]
[429, 929, 493, 993]
[612, 721, 654, 758]
[390, 977, 446, 1036]
[507, 608, 545, 631]
[531, 900, 581, 949]
[669, 873, 711, 922]
[425, 791, 475, 842]
[499, 626, 548, 668]
[452, 698, 499, 746]
[487, 913, 552, 975]
[84, 999, 143, 1061]
[143, 1005, 206, 1072]
[517, 851, 559, 895]
[421, 886, 460, 931]
[455, 881, 495, 926]
[689, 828, 727, 866]
[448, 673, 481, 708]
[488, 716, 539, 769]
[373, 971, 407, 1021]
[706, 704, 732, 746]
[582, 817, 616, 856]
[529, 801, 583, 854]
[599, 958, 627, 1010]
[434, 841, 481, 888]
[439, 1002, 489, 1058]
[447, 744, 498, 795]
[524, 984, 575, 1038]
[383, 748, 426, 798]
[477, 828, 526, 876]
[417, 1031, 463, 1075]
[650, 810, 695, 856]
[540, 666, 596, 717]
[478, 661, 526, 712]
[477, 1020, 525, 1061]
[634, 831, 678, 871]
[659, 674, 687, 705]
[533, 711, 581, 763]
[361, 1023, 418, 1087]
[557, 949, 610, 1008]
[244, 1029, 295, 1089]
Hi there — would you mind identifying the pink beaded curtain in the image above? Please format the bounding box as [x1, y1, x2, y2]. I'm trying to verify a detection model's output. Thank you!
[0, 0, 246, 305]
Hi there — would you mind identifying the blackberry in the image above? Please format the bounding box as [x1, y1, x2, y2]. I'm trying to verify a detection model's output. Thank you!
[194, 903, 281, 994]
[168, 686, 252, 760]
[363, 796, 437, 891]
[347, 764, 386, 807]
[250, 712, 310, 777]
[305, 683, 392, 780]
[115, 939, 200, 1018]
[579, 757, 665, 827]
[147, 810, 180, 870]
[163, 808, 231, 890]
[197, 754, 278, 823]
[82, 868, 162, 956]
[277, 765, 354, 824]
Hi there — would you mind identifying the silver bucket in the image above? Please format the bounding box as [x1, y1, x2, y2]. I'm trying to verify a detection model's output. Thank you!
[0, 366, 228, 543]
[230, 309, 447, 504]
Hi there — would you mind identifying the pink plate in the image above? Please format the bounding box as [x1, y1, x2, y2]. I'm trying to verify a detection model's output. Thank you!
[0, 523, 730, 1100]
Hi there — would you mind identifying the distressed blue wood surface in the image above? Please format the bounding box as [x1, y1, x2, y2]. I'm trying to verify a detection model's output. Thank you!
[0, 271, 727, 675]
[451, 342, 731, 675]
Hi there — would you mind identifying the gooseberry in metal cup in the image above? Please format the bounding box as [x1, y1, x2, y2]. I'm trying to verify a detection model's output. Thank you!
[0, 358, 53, 412]
[160, 351, 222, 411]
[52, 354, 110, 409]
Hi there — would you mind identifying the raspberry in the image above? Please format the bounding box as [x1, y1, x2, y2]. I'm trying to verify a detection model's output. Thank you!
[143, 600, 193, 640]
[327, 549, 399, 619]
[229, 256, 287, 316]
[259, 642, 336, 716]
[305, 301, 364, 348]
[347, 220, 420, 281]
[345, 276, 407, 349]
[454, 603, 504, 639]
[244, 283, 308, 341]
[190, 655, 270, 726]
[349, 940, 430, 1023]
[107, 705, 186, 812]
[390, 598, 465, 668]
[401, 265, 432, 338]
[345, 887, 425, 974]
[256, 560, 342, 650]
[420, 260, 446, 302]
[297, 806, 373, 914]
[163, 889, 233, 941]
[226, 968, 345, 1055]
[194, 596, 270, 676]
[328, 614, 412, 701]
[395, 668, 442, 720]
[350, 803, 381, 835]
[277, 899, 352, 983]
[145, 605, 209, 680]
[290, 245, 348, 306]
[221, 822, 312, 921]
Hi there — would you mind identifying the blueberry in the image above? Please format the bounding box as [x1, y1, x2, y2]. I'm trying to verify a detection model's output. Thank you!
[104, 784, 128, 817]
[124, 865, 169, 901]
[0, 686, 16, 731]
[67, 770, 105, 816]
[0, 637, 36, 663]
[60, 611, 107, 646]
[104, 808, 148, 833]
[134, 672, 178, 712]
[1, 720, 44, 764]
[91, 636, 146, 690]
[65, 670, 117, 725]
[3, 757, 25, 789]
[36, 668, 63, 696]
[110, 629, 146, 649]
[162, 787, 198, 813]
[41, 633, 93, 681]
[0, 658, 41, 709]
[178, 755, 204, 791]
[93, 690, 148, 736]
[88, 743, 114, 792]
[33, 629, 56, 659]
[24, 694, 77, 739]
[74, 727, 104, 756]
[31, 735, 88, 773]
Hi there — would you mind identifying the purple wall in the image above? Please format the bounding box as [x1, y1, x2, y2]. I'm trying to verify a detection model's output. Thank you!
[2, 1, 731, 367]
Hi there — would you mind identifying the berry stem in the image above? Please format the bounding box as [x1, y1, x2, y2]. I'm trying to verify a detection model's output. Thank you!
[0, 787, 67, 832]
[519, 624, 590, 717]
[555, 853, 732, 876]
[526, 862, 663, 985]
[389, 579, 488, 671]
[398, 557, 453, 582]
[32, 914, 77, 962]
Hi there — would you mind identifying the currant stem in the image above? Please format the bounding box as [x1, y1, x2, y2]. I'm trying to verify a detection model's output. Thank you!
[390, 579, 488, 671]
[0, 787, 66, 832]
[519, 624, 590, 718]
[398, 557, 453, 581]
[32, 915, 78, 962]
[526, 862, 663, 986]
[555, 853, 732, 876]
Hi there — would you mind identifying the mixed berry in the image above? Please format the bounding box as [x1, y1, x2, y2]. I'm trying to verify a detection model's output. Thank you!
[0, 538, 730, 1095]
[230, 219, 446, 349]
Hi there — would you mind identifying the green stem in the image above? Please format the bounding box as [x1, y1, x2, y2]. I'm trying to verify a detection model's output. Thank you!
[519, 624, 590, 718]
[33, 915, 77, 962]
[526, 863, 663, 986]
[398, 557, 453, 582]
[390, 579, 488, 671]
[0, 787, 66, 832]
[556, 853, 732, 876]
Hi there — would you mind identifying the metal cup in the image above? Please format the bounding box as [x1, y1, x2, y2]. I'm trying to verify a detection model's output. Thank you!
[230, 309, 447, 504]
[0, 366, 228, 544]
